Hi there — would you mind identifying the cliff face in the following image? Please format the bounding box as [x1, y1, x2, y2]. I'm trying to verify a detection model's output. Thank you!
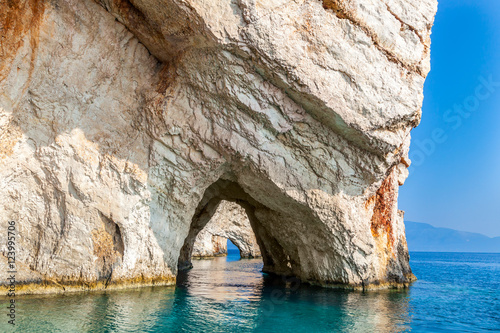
[0, 0, 437, 293]
[192, 201, 261, 259]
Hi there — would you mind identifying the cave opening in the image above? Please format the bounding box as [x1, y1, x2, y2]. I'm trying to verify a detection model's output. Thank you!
[176, 174, 339, 287]
[190, 199, 262, 260]
[177, 177, 299, 278]
[178, 179, 265, 271]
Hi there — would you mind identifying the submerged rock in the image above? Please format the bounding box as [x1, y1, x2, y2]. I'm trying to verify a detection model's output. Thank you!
[0, 0, 437, 293]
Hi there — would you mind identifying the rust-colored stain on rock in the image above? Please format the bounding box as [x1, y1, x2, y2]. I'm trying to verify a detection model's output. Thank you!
[322, 0, 349, 19]
[0, 0, 45, 82]
[370, 172, 396, 247]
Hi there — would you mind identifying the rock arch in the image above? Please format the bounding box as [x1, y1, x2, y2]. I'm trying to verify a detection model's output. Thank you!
[178, 177, 283, 272]
[191, 200, 261, 259]
[175, 172, 413, 289]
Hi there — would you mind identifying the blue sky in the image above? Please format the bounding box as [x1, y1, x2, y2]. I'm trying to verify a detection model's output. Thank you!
[399, 0, 500, 237]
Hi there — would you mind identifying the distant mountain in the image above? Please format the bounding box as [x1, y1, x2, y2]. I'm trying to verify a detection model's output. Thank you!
[405, 221, 500, 253]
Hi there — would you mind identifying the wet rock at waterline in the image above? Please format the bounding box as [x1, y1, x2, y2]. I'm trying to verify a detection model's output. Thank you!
[0, 0, 437, 293]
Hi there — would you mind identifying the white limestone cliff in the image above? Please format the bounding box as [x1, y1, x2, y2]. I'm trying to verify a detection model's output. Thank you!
[0, 0, 437, 293]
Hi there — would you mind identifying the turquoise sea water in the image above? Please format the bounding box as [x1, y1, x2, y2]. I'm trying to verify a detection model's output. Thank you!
[2, 251, 499, 332]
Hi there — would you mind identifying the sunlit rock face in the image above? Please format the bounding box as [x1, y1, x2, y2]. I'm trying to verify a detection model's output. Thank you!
[192, 201, 261, 259]
[192, 234, 227, 258]
[0, 0, 437, 293]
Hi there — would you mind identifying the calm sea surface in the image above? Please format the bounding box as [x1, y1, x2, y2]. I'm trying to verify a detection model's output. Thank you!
[2, 251, 499, 332]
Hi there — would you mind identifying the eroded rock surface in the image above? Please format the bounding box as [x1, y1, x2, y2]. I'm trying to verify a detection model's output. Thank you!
[0, 0, 437, 293]
[192, 201, 261, 258]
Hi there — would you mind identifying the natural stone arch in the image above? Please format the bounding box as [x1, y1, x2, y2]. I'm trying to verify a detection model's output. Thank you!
[191, 200, 261, 259]
[177, 173, 344, 285]
[178, 175, 315, 278]
[178, 177, 283, 272]
[177, 167, 414, 289]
